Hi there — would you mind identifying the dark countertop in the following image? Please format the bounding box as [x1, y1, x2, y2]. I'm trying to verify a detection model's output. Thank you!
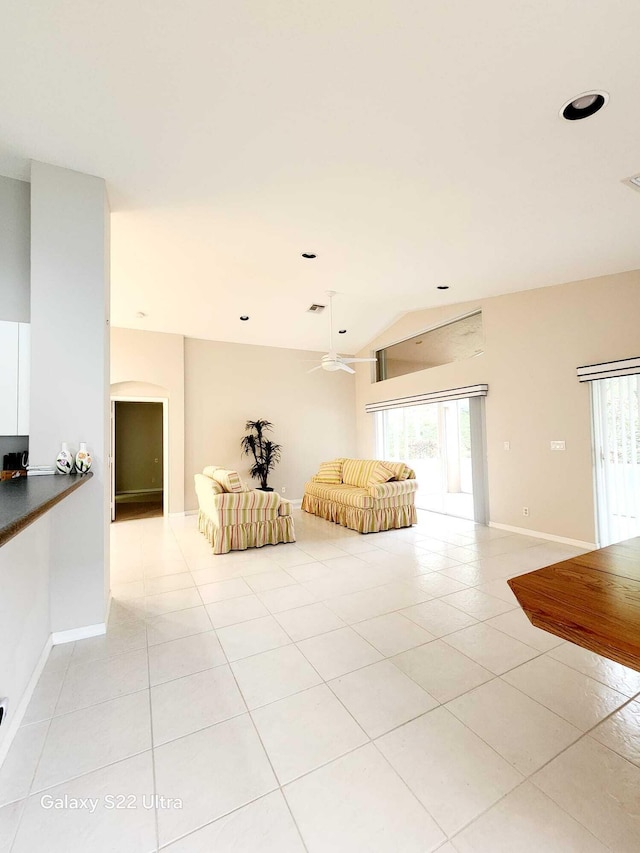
[0, 472, 93, 548]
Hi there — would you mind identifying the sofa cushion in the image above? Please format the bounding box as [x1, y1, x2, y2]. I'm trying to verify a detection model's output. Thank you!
[341, 459, 380, 488]
[313, 459, 343, 484]
[202, 465, 222, 479]
[304, 480, 373, 509]
[367, 461, 395, 485]
[380, 461, 413, 481]
[210, 468, 250, 493]
[207, 479, 225, 495]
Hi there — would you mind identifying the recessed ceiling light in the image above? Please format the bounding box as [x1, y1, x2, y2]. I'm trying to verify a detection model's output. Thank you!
[437, 285, 449, 290]
[135, 311, 146, 318]
[239, 315, 249, 321]
[560, 90, 608, 121]
[338, 329, 347, 334]
[301, 253, 317, 259]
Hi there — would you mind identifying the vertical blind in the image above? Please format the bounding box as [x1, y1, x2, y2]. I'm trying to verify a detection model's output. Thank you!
[592, 373, 640, 545]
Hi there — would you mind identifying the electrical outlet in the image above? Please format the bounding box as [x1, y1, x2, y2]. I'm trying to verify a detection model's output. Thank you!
[281, 486, 286, 494]
[522, 507, 529, 517]
[550, 441, 566, 451]
[503, 441, 510, 451]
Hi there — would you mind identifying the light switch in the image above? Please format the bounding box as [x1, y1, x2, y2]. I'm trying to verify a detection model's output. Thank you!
[550, 440, 566, 451]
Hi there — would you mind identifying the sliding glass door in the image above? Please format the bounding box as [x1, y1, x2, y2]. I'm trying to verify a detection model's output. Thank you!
[592, 375, 640, 545]
[377, 398, 479, 520]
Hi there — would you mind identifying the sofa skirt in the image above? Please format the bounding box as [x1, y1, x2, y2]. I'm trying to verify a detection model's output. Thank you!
[198, 510, 296, 554]
[301, 494, 416, 533]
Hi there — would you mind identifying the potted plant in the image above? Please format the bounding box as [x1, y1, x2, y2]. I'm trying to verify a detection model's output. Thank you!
[240, 419, 282, 491]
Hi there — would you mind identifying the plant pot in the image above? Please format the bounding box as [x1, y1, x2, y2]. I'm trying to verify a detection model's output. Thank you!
[257, 486, 274, 492]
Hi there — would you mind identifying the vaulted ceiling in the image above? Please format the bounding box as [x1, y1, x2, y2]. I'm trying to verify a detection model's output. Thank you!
[2, 1, 639, 351]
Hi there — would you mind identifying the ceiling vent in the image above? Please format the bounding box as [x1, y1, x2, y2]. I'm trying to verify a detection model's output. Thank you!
[623, 174, 640, 194]
[306, 303, 326, 313]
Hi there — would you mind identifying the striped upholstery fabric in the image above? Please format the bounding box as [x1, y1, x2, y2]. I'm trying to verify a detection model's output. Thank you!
[210, 468, 248, 493]
[194, 473, 296, 554]
[202, 465, 222, 479]
[368, 479, 418, 499]
[380, 461, 412, 481]
[200, 476, 225, 495]
[304, 480, 373, 509]
[278, 500, 292, 517]
[215, 490, 281, 511]
[312, 459, 343, 484]
[302, 457, 417, 534]
[342, 459, 380, 488]
[368, 461, 395, 485]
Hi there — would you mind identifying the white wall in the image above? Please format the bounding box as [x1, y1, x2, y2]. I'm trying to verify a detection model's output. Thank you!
[30, 161, 110, 632]
[355, 269, 640, 545]
[0, 175, 30, 323]
[184, 337, 357, 508]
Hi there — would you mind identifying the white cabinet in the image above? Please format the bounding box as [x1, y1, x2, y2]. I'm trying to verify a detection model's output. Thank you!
[17, 323, 30, 435]
[0, 320, 29, 436]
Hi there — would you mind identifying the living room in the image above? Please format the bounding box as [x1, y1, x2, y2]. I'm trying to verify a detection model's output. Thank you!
[1, 2, 640, 852]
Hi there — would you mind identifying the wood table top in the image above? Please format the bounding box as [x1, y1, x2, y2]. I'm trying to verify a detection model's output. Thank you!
[508, 536, 640, 672]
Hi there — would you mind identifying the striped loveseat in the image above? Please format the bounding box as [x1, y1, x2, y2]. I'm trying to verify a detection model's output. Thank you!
[301, 458, 418, 533]
[194, 466, 295, 554]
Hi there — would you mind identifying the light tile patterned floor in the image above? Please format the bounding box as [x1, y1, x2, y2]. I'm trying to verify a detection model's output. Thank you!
[2, 509, 640, 851]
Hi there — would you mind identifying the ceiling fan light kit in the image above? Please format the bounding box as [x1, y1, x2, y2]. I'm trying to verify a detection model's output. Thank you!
[307, 291, 378, 375]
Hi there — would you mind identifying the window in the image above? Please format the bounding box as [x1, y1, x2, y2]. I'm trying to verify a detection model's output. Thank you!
[377, 399, 475, 519]
[376, 310, 483, 382]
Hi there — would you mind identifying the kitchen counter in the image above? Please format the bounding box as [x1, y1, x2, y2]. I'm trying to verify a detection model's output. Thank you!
[0, 472, 93, 547]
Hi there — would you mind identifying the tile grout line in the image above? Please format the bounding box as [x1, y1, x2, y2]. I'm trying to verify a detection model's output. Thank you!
[102, 512, 632, 844]
[6, 645, 74, 849]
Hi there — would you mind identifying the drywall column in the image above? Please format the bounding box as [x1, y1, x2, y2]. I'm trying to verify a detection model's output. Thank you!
[29, 161, 110, 635]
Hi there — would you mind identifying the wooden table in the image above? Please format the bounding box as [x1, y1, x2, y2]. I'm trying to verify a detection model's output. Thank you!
[508, 536, 640, 672]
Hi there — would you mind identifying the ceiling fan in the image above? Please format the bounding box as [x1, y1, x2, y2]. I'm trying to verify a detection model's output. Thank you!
[308, 291, 378, 374]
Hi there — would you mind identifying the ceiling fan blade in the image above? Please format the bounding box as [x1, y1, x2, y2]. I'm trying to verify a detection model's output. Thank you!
[337, 363, 356, 374]
[340, 357, 378, 364]
[306, 365, 322, 373]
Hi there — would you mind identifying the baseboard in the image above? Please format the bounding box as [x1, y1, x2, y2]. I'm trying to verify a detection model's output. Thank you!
[51, 622, 106, 645]
[0, 636, 52, 768]
[488, 521, 596, 550]
[289, 498, 302, 508]
[116, 488, 163, 496]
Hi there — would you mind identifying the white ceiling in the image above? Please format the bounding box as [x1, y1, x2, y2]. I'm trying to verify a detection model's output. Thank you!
[2, 1, 640, 352]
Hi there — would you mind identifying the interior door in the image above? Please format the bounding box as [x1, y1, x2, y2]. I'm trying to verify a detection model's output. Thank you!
[110, 400, 116, 522]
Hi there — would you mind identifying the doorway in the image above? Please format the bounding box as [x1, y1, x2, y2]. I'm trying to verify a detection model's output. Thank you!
[377, 397, 487, 522]
[111, 400, 166, 522]
[592, 375, 640, 546]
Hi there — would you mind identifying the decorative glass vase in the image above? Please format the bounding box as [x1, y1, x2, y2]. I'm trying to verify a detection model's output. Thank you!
[75, 442, 93, 474]
[55, 442, 75, 474]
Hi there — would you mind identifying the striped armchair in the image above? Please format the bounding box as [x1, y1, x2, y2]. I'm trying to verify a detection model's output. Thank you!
[302, 458, 418, 533]
[195, 466, 295, 554]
